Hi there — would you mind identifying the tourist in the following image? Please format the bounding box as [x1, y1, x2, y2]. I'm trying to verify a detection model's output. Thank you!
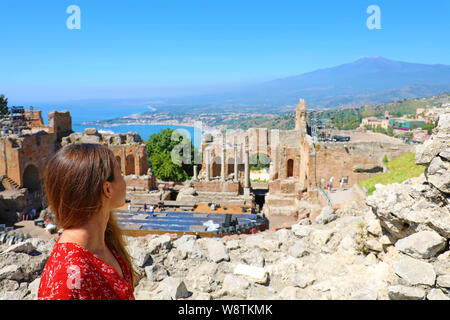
[150, 205, 154, 214]
[329, 177, 334, 191]
[340, 177, 344, 189]
[143, 203, 147, 212]
[128, 203, 132, 213]
[38, 143, 135, 300]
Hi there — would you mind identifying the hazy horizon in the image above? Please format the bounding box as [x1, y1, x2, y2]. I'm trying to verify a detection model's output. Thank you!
[2, 0, 450, 105]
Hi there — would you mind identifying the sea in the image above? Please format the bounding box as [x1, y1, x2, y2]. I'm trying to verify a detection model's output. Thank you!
[34, 104, 202, 148]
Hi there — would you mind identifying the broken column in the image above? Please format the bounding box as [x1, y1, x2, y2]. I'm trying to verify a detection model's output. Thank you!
[193, 165, 198, 181]
[206, 148, 211, 182]
[233, 136, 239, 183]
[221, 134, 226, 182]
[244, 135, 250, 192]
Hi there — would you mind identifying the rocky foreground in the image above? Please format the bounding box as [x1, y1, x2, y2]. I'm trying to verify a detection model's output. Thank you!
[1, 110, 449, 300]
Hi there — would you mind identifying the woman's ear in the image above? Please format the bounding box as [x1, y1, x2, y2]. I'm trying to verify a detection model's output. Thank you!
[103, 181, 112, 199]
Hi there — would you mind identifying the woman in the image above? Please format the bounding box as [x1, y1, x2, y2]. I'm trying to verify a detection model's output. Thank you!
[38, 143, 136, 300]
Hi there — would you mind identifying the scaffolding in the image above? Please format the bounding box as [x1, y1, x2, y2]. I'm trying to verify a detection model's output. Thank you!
[0, 106, 40, 136]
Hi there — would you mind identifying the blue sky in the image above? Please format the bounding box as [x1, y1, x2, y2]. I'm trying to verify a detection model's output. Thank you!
[1, 0, 449, 103]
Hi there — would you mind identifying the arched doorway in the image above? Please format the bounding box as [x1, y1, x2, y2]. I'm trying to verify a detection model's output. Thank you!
[287, 159, 294, 178]
[23, 164, 41, 193]
[125, 155, 135, 175]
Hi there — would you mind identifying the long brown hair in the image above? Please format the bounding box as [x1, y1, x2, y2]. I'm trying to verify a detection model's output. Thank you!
[44, 143, 136, 289]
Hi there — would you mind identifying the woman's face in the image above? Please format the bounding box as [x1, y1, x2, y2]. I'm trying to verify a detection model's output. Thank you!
[109, 159, 127, 209]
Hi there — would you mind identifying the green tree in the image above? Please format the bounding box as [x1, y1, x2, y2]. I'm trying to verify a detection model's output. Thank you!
[0, 94, 9, 118]
[421, 123, 435, 135]
[145, 128, 201, 182]
[250, 153, 270, 170]
[387, 126, 394, 136]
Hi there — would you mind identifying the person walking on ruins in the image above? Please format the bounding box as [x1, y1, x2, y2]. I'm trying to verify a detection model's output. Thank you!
[329, 177, 334, 191]
[340, 177, 344, 190]
[128, 203, 132, 213]
[38, 143, 136, 300]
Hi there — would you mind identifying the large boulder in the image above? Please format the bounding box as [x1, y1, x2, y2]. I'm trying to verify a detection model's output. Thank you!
[289, 240, 309, 258]
[126, 245, 152, 268]
[314, 206, 337, 225]
[427, 288, 450, 300]
[426, 154, 450, 194]
[203, 239, 229, 263]
[395, 230, 447, 259]
[415, 111, 450, 165]
[393, 255, 436, 286]
[233, 264, 268, 285]
[222, 275, 250, 297]
[1, 241, 36, 255]
[0, 265, 24, 282]
[173, 235, 205, 260]
[366, 181, 450, 240]
[154, 277, 190, 300]
[388, 285, 426, 300]
[144, 264, 169, 282]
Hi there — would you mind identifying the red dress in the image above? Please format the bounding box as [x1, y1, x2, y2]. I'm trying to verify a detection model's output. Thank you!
[38, 240, 135, 300]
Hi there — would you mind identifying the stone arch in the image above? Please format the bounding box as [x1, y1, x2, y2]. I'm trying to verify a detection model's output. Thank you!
[125, 154, 135, 175]
[23, 164, 40, 192]
[287, 159, 294, 178]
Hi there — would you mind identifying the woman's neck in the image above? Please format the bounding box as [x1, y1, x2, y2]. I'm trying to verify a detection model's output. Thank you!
[59, 208, 110, 255]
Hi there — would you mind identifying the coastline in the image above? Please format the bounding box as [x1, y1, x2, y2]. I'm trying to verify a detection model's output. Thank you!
[80, 120, 221, 134]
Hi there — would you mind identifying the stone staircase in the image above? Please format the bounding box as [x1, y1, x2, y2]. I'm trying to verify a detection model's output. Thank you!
[0, 175, 21, 191]
[193, 191, 253, 206]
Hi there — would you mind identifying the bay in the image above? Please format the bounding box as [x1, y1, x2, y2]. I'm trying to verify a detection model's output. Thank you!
[31, 104, 202, 147]
[73, 123, 202, 148]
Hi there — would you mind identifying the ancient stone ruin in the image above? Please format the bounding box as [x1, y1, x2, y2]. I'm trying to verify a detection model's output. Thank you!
[1, 103, 448, 300]
[0, 109, 156, 227]
[181, 99, 414, 227]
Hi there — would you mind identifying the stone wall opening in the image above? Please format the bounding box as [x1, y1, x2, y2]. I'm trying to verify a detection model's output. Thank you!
[287, 159, 294, 178]
[253, 189, 267, 213]
[23, 164, 40, 193]
[168, 190, 178, 201]
[212, 156, 221, 178]
[227, 157, 235, 175]
[125, 155, 135, 175]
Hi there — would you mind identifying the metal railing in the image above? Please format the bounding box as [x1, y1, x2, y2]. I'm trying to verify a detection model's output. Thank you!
[318, 184, 332, 207]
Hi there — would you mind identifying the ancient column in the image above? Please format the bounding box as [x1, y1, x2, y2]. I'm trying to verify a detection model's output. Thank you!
[280, 146, 287, 179]
[221, 134, 226, 182]
[233, 136, 238, 183]
[121, 146, 126, 176]
[244, 136, 250, 189]
[193, 165, 198, 181]
[206, 148, 211, 181]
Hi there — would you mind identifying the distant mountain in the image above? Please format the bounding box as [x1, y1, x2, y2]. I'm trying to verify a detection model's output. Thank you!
[155, 57, 450, 112]
[38, 57, 450, 115]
